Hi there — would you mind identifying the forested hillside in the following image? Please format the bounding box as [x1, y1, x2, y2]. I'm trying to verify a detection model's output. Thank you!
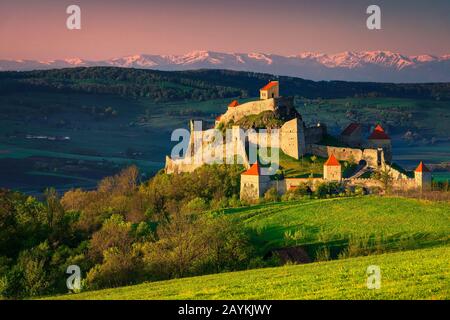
[1, 68, 449, 102]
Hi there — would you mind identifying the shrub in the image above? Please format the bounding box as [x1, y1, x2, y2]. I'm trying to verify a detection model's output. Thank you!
[315, 182, 340, 198]
[183, 197, 209, 213]
[89, 215, 134, 262]
[263, 187, 280, 202]
[86, 247, 143, 290]
[293, 183, 312, 197]
[315, 247, 331, 262]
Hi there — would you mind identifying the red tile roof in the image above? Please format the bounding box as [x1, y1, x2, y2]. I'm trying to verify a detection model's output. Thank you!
[324, 154, 340, 166]
[368, 125, 390, 140]
[415, 161, 430, 172]
[260, 81, 278, 91]
[228, 100, 239, 108]
[341, 123, 361, 136]
[242, 163, 260, 175]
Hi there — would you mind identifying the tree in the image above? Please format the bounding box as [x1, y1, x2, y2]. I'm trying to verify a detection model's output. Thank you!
[44, 188, 67, 244]
[86, 247, 142, 290]
[89, 215, 134, 262]
[374, 165, 394, 194]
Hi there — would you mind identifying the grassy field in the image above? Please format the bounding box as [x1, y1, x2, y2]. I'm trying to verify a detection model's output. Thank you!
[42, 196, 450, 300]
[226, 196, 450, 257]
[276, 150, 326, 178]
[48, 246, 450, 300]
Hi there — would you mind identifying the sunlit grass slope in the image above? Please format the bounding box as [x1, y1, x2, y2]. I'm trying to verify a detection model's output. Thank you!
[226, 196, 450, 255]
[49, 246, 449, 300]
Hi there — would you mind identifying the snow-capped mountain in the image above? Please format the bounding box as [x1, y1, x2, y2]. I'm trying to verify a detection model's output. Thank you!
[1, 50, 449, 83]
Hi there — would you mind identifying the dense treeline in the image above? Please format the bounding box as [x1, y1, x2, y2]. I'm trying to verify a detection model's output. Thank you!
[0, 67, 449, 102]
[0, 165, 269, 299]
[0, 68, 245, 102]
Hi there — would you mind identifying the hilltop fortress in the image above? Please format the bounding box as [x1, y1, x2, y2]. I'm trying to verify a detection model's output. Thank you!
[165, 81, 432, 200]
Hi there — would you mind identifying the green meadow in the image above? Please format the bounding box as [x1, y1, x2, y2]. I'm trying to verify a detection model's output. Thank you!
[227, 196, 450, 255]
[48, 246, 449, 300]
[46, 196, 450, 300]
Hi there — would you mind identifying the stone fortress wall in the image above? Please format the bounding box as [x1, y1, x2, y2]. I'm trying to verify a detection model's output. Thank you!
[164, 81, 432, 201]
[306, 144, 382, 168]
[242, 169, 422, 202]
[219, 98, 276, 124]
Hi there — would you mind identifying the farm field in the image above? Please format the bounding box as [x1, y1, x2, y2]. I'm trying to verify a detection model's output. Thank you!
[0, 92, 237, 193]
[47, 245, 450, 300]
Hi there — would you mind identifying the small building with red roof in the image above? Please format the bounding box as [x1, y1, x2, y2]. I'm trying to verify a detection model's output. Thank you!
[260, 81, 279, 100]
[240, 162, 272, 201]
[242, 162, 261, 176]
[368, 125, 390, 140]
[323, 154, 342, 181]
[414, 161, 432, 190]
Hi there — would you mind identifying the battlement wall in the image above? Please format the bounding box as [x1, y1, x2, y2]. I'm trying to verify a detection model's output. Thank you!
[219, 98, 276, 124]
[307, 144, 382, 167]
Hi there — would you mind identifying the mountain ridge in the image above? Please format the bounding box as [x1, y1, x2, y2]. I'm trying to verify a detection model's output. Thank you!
[1, 50, 450, 83]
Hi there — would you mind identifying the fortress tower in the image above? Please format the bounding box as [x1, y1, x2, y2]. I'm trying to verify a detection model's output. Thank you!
[323, 154, 342, 181]
[368, 125, 392, 162]
[280, 118, 306, 158]
[240, 163, 271, 201]
[415, 161, 432, 191]
[260, 81, 279, 100]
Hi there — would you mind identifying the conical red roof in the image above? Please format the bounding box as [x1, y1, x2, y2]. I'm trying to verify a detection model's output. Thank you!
[368, 125, 390, 140]
[228, 100, 239, 108]
[415, 161, 430, 172]
[324, 154, 340, 166]
[242, 163, 260, 175]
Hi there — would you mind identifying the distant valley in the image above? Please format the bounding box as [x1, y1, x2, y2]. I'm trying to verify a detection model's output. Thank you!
[0, 67, 449, 194]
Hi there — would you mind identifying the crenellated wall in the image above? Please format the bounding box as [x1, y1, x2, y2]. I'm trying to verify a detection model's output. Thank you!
[306, 144, 383, 167]
[165, 126, 251, 174]
[219, 98, 276, 124]
[345, 178, 383, 189]
[346, 177, 417, 190]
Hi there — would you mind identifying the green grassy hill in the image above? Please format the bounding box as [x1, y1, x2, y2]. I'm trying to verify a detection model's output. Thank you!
[48, 246, 449, 300]
[45, 196, 450, 300]
[227, 196, 450, 258]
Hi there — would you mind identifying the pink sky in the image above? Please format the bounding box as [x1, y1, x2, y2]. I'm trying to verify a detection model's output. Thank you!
[1, 0, 449, 60]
